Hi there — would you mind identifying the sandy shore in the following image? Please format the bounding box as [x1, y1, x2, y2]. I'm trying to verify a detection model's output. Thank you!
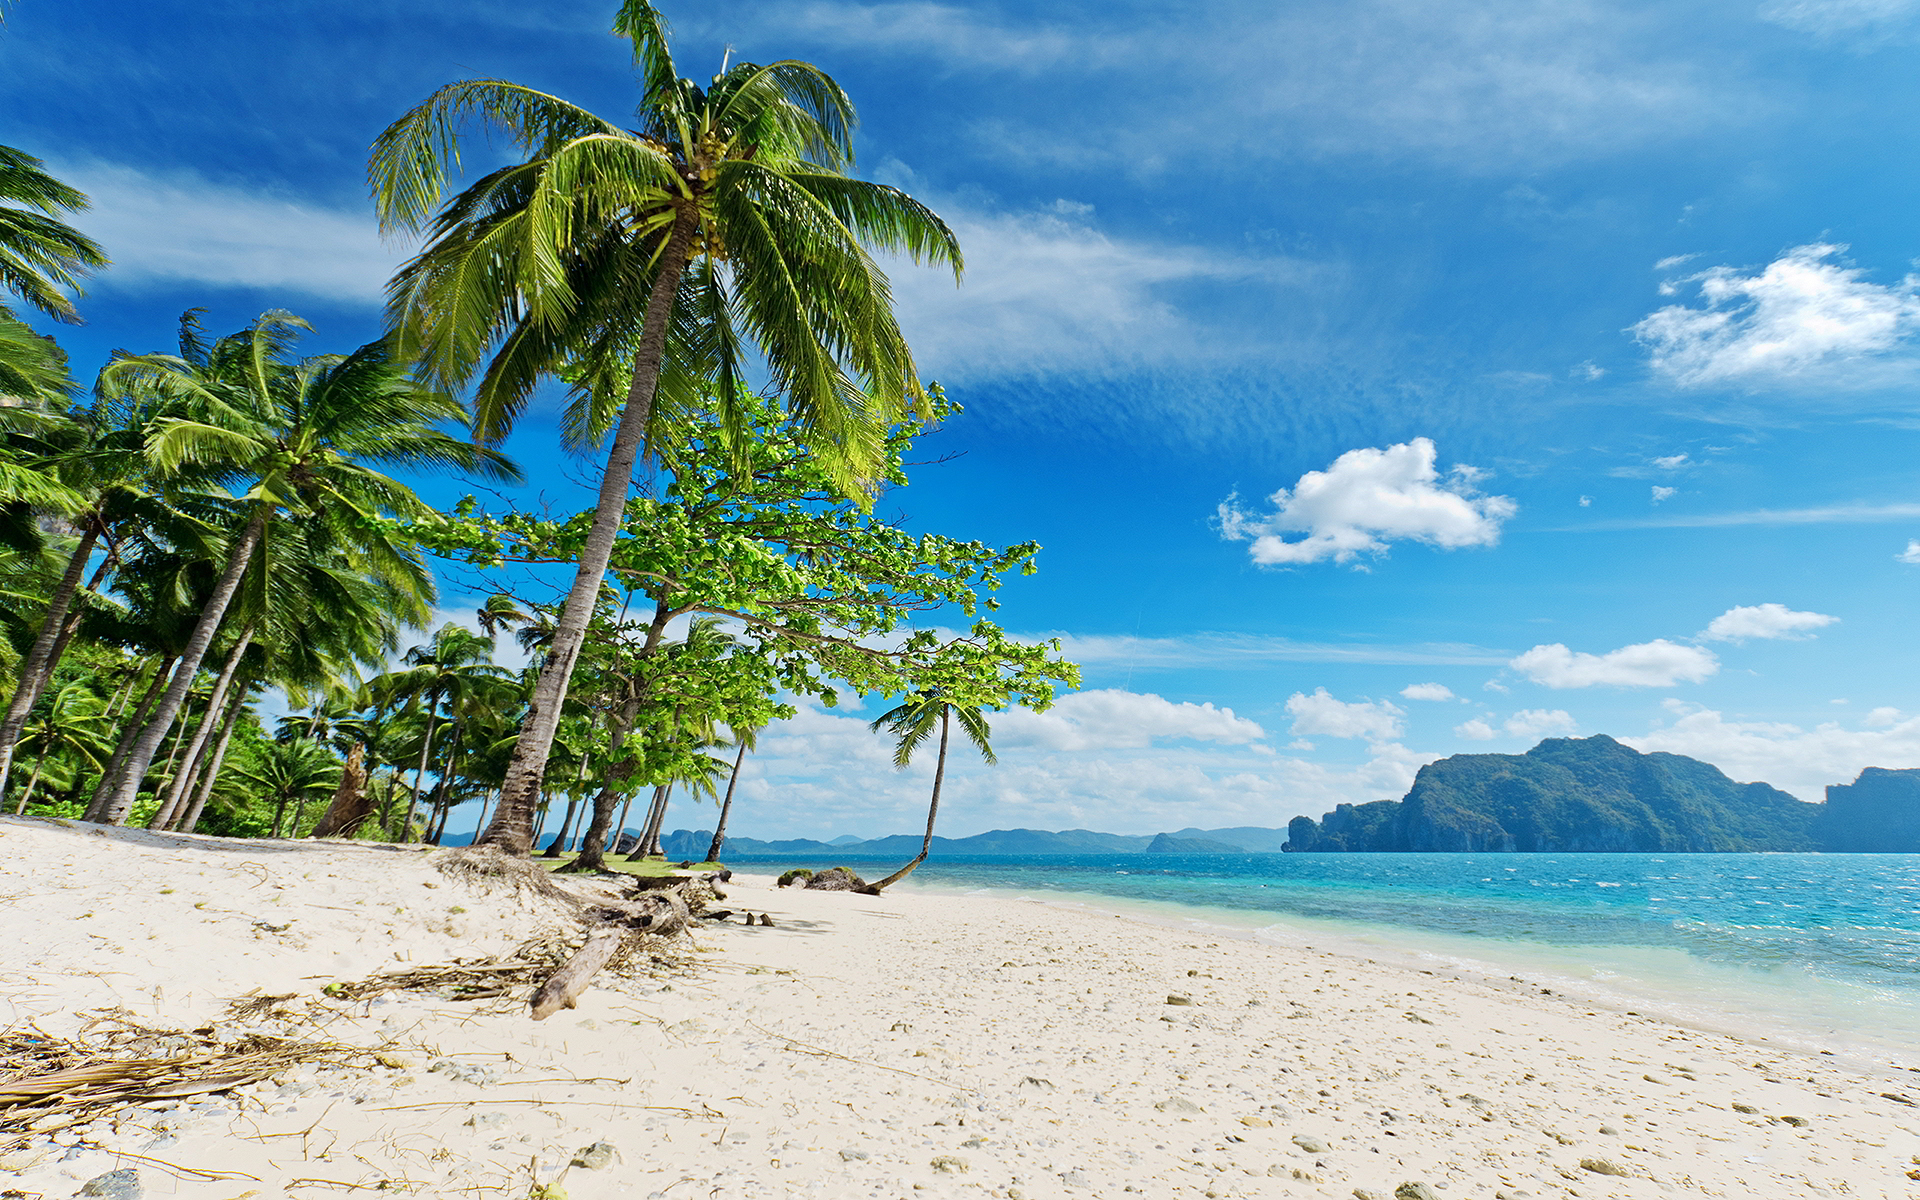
[4, 815, 1919, 1199]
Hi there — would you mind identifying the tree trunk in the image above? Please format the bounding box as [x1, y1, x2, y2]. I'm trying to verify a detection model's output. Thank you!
[83, 655, 174, 820]
[175, 683, 247, 833]
[271, 790, 291, 839]
[308, 740, 370, 838]
[542, 795, 582, 858]
[869, 709, 950, 892]
[400, 704, 439, 843]
[476, 208, 698, 855]
[12, 748, 46, 814]
[425, 719, 464, 846]
[92, 506, 266, 824]
[560, 786, 621, 873]
[706, 739, 751, 864]
[0, 522, 99, 801]
[623, 786, 665, 860]
[639, 781, 672, 858]
[149, 623, 254, 830]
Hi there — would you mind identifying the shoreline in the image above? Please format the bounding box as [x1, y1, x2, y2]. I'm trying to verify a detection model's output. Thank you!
[7, 816, 1920, 1199]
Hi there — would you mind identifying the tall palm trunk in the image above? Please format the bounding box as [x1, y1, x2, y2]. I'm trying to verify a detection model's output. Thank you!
[84, 655, 174, 819]
[14, 752, 48, 814]
[173, 683, 247, 834]
[612, 791, 638, 855]
[543, 794, 582, 857]
[624, 785, 667, 860]
[92, 506, 267, 824]
[309, 740, 370, 839]
[706, 739, 751, 864]
[870, 709, 951, 892]
[0, 522, 99, 799]
[150, 622, 254, 830]
[400, 701, 439, 842]
[425, 719, 464, 845]
[478, 208, 698, 855]
[638, 781, 673, 858]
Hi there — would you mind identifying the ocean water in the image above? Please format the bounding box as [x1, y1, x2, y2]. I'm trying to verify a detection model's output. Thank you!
[734, 851, 1920, 1066]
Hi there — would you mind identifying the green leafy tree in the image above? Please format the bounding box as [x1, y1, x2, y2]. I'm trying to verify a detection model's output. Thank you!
[233, 736, 343, 839]
[369, 0, 961, 854]
[9, 678, 112, 813]
[85, 311, 516, 824]
[419, 386, 1077, 856]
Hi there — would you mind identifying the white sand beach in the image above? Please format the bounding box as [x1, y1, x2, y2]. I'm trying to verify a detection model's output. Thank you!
[4, 814, 1919, 1200]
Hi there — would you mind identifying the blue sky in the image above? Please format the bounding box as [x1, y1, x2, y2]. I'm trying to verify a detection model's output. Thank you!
[10, 0, 1920, 840]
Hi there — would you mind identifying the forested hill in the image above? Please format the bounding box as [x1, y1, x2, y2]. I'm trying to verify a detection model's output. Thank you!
[1286, 735, 1821, 852]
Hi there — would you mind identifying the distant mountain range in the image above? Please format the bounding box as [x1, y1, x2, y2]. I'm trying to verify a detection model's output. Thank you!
[610, 736, 1920, 860]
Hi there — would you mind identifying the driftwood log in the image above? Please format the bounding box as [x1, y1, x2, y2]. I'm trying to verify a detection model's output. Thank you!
[529, 885, 693, 1020]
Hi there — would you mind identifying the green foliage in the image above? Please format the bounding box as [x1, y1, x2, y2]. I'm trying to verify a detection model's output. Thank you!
[0, 145, 108, 323]
[416, 386, 1078, 715]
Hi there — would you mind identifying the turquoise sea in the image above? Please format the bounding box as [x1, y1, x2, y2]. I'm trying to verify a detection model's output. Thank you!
[735, 851, 1920, 1067]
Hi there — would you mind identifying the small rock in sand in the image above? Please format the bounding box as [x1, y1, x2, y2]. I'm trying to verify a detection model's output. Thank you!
[1292, 1134, 1330, 1153]
[1156, 1096, 1204, 1114]
[570, 1141, 617, 1169]
[1781, 1115, 1810, 1126]
[1731, 1102, 1759, 1114]
[78, 1169, 142, 1199]
[930, 1154, 968, 1173]
[839, 1148, 869, 1161]
[1240, 1115, 1273, 1127]
[1166, 994, 1194, 1006]
[1598, 1124, 1621, 1135]
[1353, 1191, 1388, 1200]
[1395, 1184, 1442, 1200]
[1579, 1158, 1630, 1176]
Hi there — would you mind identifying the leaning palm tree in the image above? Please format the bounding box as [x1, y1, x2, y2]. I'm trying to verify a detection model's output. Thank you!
[0, 146, 107, 323]
[866, 690, 996, 892]
[84, 311, 517, 825]
[368, 0, 962, 854]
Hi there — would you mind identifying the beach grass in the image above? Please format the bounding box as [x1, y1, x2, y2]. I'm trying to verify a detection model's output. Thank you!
[535, 852, 725, 878]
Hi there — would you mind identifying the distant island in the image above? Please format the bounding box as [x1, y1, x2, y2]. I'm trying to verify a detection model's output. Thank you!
[647, 736, 1920, 857]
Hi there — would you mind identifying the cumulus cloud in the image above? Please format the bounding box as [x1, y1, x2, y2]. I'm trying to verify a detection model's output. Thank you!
[1509, 639, 1719, 689]
[1285, 688, 1405, 741]
[1400, 682, 1456, 702]
[1633, 243, 1920, 389]
[992, 688, 1265, 752]
[1700, 603, 1838, 642]
[1899, 540, 1920, 564]
[1219, 438, 1516, 567]
[1626, 701, 1920, 801]
[1455, 709, 1577, 741]
[1651, 453, 1691, 469]
[1651, 486, 1677, 503]
[58, 160, 402, 303]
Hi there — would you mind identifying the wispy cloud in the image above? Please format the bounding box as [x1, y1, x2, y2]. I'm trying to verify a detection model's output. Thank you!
[1032, 630, 1511, 669]
[58, 160, 401, 303]
[1554, 502, 1920, 530]
[1627, 699, 1920, 802]
[737, 0, 1749, 171]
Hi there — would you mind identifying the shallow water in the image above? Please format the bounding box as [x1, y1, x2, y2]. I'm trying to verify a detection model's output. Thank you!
[734, 851, 1920, 1064]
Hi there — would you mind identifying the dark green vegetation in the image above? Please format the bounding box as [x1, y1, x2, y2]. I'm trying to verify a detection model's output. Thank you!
[0, 2, 1076, 859]
[1284, 735, 1911, 853]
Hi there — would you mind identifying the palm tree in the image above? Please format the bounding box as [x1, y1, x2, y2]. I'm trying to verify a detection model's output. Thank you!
[475, 593, 527, 641]
[84, 312, 516, 824]
[866, 691, 996, 892]
[234, 738, 343, 839]
[368, 0, 961, 854]
[704, 724, 757, 864]
[0, 145, 107, 323]
[10, 678, 112, 813]
[374, 623, 509, 840]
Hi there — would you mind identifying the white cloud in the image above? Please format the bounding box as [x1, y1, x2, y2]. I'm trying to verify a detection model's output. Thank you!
[1651, 453, 1691, 469]
[1700, 602, 1838, 643]
[1503, 708, 1579, 739]
[1578, 495, 1593, 507]
[58, 160, 402, 303]
[1285, 688, 1405, 742]
[1455, 708, 1577, 741]
[1899, 540, 1920, 564]
[1560, 502, 1920, 531]
[1571, 361, 1606, 380]
[1626, 701, 1920, 801]
[1400, 682, 1456, 702]
[1633, 243, 1920, 389]
[1510, 639, 1720, 688]
[1033, 630, 1508, 669]
[992, 689, 1265, 752]
[1219, 438, 1516, 567]
[1865, 706, 1905, 729]
[1651, 485, 1677, 503]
